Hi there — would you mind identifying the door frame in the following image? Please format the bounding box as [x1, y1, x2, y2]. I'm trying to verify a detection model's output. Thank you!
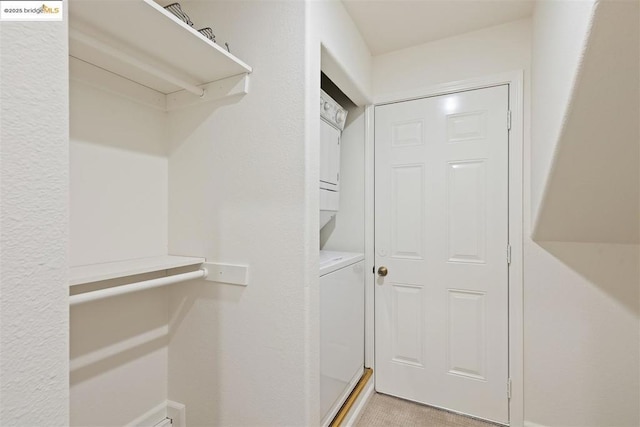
[364, 71, 524, 426]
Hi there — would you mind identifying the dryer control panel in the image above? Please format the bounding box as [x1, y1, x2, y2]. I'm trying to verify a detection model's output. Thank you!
[320, 90, 348, 131]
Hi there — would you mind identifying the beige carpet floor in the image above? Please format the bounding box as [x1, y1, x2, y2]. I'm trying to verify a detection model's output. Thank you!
[355, 393, 500, 427]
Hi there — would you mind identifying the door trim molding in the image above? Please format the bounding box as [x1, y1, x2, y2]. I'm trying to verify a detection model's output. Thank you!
[365, 71, 524, 427]
[364, 104, 376, 371]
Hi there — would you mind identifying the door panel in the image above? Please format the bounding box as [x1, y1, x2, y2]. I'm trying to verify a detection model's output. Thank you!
[374, 85, 509, 424]
[391, 165, 425, 259]
[447, 160, 487, 263]
[447, 289, 487, 380]
[391, 283, 425, 367]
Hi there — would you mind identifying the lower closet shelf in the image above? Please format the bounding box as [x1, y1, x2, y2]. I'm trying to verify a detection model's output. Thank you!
[69, 255, 206, 286]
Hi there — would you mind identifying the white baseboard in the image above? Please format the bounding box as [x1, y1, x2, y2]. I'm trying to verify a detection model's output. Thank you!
[125, 400, 186, 427]
[524, 421, 549, 427]
[343, 375, 375, 427]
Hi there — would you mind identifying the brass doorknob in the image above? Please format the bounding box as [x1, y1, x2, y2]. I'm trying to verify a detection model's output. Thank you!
[377, 266, 388, 277]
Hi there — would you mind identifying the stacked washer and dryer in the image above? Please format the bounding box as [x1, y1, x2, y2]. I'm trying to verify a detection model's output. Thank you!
[319, 89, 365, 426]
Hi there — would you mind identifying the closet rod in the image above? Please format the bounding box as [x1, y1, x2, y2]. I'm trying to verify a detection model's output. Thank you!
[69, 269, 208, 306]
[69, 29, 206, 97]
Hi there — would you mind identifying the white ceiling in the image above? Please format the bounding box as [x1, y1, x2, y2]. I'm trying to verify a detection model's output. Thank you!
[342, 0, 535, 55]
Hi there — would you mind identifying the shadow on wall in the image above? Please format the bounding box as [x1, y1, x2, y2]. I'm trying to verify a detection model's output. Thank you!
[536, 241, 639, 316]
[70, 272, 173, 385]
[525, 240, 640, 425]
[320, 215, 336, 248]
[167, 91, 248, 156]
[71, 74, 247, 157]
[70, 282, 172, 426]
[166, 278, 248, 425]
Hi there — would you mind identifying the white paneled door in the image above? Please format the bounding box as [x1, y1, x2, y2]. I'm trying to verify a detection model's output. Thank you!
[374, 85, 509, 424]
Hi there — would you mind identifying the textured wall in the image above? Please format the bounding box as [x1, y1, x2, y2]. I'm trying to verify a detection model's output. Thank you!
[0, 20, 69, 425]
[167, 1, 311, 425]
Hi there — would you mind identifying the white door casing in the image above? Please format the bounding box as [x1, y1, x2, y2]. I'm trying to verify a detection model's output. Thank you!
[374, 85, 510, 424]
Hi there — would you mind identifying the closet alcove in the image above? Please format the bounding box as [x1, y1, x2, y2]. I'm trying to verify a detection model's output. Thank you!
[68, 1, 251, 424]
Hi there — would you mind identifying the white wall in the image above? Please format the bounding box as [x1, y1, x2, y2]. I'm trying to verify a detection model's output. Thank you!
[532, 0, 639, 243]
[524, 242, 639, 426]
[167, 1, 312, 425]
[373, 19, 531, 101]
[70, 68, 169, 267]
[529, 0, 596, 227]
[526, 1, 640, 424]
[0, 19, 69, 426]
[311, 0, 372, 105]
[69, 71, 171, 426]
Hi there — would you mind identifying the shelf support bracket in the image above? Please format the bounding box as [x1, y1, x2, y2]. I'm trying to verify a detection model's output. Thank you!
[202, 262, 249, 286]
[166, 73, 249, 111]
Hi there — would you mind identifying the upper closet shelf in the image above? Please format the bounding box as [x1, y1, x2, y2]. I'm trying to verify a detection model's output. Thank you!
[70, 255, 206, 286]
[69, 0, 252, 98]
